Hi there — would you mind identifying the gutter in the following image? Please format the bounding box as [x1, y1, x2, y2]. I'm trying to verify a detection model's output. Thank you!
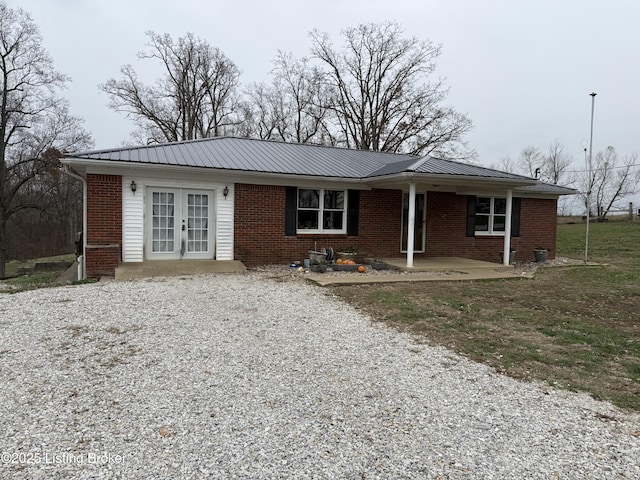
[63, 165, 87, 280]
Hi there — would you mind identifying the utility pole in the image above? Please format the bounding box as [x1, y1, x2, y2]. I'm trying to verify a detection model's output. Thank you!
[585, 92, 596, 263]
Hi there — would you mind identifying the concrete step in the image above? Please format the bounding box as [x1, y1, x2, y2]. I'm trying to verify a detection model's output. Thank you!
[115, 260, 246, 281]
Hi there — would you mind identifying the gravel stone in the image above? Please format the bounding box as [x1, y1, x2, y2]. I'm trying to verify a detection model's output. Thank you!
[1, 272, 639, 479]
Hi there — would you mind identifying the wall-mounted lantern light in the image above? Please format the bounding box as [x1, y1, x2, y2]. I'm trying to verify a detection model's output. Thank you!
[223, 186, 229, 199]
[130, 180, 137, 194]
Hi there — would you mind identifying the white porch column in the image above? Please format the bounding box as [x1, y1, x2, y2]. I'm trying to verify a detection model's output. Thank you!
[406, 182, 416, 268]
[502, 189, 513, 266]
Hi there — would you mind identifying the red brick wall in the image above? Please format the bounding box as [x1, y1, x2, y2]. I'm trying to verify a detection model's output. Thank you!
[85, 245, 120, 278]
[85, 174, 122, 278]
[518, 197, 558, 261]
[424, 192, 557, 263]
[234, 185, 403, 266]
[234, 184, 558, 266]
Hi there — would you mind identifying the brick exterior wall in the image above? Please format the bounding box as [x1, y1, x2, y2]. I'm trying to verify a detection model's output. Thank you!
[234, 183, 558, 266]
[82, 178, 557, 275]
[85, 174, 122, 278]
[424, 192, 557, 263]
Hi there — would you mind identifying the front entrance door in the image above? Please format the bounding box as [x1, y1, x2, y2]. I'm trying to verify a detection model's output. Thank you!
[146, 188, 214, 260]
[401, 192, 426, 252]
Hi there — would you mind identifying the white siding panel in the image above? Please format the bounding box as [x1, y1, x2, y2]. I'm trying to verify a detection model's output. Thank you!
[216, 185, 234, 260]
[122, 177, 144, 262]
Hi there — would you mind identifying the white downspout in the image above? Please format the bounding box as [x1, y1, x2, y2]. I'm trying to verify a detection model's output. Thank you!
[406, 182, 416, 268]
[64, 166, 87, 280]
[503, 189, 513, 266]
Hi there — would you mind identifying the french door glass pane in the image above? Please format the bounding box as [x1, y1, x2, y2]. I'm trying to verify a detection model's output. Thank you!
[187, 193, 209, 253]
[152, 191, 175, 253]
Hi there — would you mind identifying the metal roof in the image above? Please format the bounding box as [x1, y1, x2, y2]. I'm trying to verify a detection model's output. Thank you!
[410, 156, 533, 181]
[65, 137, 565, 192]
[66, 137, 408, 179]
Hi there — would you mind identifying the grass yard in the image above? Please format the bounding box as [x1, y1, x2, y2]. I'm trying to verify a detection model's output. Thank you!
[4, 253, 76, 277]
[332, 221, 640, 411]
[2, 253, 78, 293]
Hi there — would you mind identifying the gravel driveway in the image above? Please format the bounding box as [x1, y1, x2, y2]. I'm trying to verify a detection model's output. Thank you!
[1, 272, 639, 479]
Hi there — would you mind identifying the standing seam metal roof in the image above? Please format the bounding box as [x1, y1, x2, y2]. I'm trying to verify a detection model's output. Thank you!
[66, 136, 533, 182]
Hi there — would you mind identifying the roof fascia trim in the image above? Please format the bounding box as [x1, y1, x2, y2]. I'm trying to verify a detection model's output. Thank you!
[363, 171, 538, 187]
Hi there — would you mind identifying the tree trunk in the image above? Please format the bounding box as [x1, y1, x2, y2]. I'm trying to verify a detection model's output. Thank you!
[0, 219, 7, 279]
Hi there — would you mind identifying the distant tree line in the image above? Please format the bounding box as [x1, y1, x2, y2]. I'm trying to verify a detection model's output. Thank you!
[491, 141, 640, 219]
[0, 2, 91, 278]
[101, 23, 474, 159]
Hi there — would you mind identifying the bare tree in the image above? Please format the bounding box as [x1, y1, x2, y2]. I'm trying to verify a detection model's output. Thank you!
[102, 32, 242, 144]
[577, 146, 640, 219]
[0, 2, 92, 278]
[245, 51, 334, 145]
[543, 139, 572, 184]
[309, 22, 473, 158]
[518, 146, 544, 178]
[489, 156, 518, 173]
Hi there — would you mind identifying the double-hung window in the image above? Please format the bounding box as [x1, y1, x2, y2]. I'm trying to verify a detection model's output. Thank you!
[475, 197, 507, 235]
[297, 188, 346, 233]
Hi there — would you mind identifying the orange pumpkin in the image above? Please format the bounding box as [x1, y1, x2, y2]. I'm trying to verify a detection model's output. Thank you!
[357, 266, 366, 273]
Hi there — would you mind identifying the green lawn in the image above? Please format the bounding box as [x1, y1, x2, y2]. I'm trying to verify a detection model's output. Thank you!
[333, 221, 640, 411]
[2, 253, 78, 293]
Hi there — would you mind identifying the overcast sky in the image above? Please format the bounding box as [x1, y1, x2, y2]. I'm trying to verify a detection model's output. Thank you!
[12, 0, 640, 177]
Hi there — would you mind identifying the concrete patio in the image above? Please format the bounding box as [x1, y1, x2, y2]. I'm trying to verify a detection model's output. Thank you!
[109, 257, 533, 285]
[308, 257, 534, 287]
[381, 257, 514, 272]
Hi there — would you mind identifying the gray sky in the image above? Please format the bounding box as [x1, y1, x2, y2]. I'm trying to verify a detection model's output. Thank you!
[13, 0, 640, 177]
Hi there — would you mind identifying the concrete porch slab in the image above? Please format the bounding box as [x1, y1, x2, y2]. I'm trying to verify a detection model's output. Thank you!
[308, 257, 533, 286]
[115, 260, 246, 281]
[380, 257, 513, 272]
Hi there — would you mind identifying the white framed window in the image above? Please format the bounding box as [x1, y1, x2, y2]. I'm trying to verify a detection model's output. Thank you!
[475, 197, 507, 235]
[297, 188, 346, 233]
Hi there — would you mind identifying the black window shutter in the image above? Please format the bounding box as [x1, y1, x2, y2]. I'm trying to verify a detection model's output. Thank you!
[285, 187, 297, 236]
[511, 197, 521, 237]
[466, 196, 476, 237]
[347, 190, 360, 236]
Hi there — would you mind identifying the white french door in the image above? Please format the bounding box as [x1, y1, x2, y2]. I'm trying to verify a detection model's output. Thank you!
[146, 188, 214, 260]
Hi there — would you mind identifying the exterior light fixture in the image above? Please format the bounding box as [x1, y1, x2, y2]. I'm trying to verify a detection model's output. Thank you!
[223, 186, 229, 199]
[130, 180, 137, 194]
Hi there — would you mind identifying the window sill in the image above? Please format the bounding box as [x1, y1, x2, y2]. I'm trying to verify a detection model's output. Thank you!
[296, 230, 347, 235]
